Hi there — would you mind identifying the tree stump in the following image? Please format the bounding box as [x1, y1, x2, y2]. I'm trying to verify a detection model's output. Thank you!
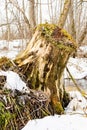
[15, 23, 77, 114]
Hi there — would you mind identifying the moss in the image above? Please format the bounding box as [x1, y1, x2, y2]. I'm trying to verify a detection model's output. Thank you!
[31, 70, 39, 89]
[51, 95, 64, 114]
[36, 23, 77, 52]
[54, 102, 64, 114]
[37, 23, 56, 36]
[61, 29, 76, 46]
[61, 29, 72, 38]
[0, 57, 13, 70]
[0, 101, 12, 129]
[56, 43, 74, 52]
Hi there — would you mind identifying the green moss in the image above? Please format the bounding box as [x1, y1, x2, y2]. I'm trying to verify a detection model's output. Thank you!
[36, 23, 77, 52]
[61, 29, 76, 46]
[56, 43, 74, 52]
[54, 102, 64, 114]
[51, 95, 64, 114]
[0, 101, 12, 129]
[0, 57, 13, 70]
[37, 23, 56, 36]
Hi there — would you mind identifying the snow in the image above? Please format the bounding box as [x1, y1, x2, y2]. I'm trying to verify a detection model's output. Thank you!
[0, 50, 19, 59]
[0, 40, 87, 80]
[0, 41, 87, 130]
[22, 114, 87, 130]
[0, 70, 29, 93]
[64, 57, 87, 79]
[79, 45, 87, 55]
[0, 39, 28, 59]
[65, 91, 87, 114]
[22, 91, 87, 130]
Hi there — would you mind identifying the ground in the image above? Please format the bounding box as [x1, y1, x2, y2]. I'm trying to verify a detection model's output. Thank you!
[0, 39, 87, 130]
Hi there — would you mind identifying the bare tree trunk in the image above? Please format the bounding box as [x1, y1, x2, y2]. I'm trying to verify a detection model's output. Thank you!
[69, 0, 76, 39]
[58, 0, 71, 28]
[28, 0, 36, 28]
[5, 0, 10, 44]
[16, 23, 77, 114]
[78, 23, 87, 45]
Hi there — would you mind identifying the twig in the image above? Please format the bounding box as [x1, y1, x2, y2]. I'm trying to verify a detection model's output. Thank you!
[66, 67, 87, 99]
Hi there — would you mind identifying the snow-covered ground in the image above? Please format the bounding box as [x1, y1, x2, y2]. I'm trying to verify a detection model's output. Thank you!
[64, 57, 87, 91]
[0, 70, 29, 93]
[0, 40, 87, 130]
[22, 114, 87, 130]
[1, 68, 87, 130]
[65, 57, 87, 79]
[0, 39, 28, 59]
[22, 90, 87, 130]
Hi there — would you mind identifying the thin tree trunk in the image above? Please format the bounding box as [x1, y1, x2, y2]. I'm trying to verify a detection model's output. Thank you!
[58, 0, 71, 28]
[78, 23, 87, 45]
[5, 0, 10, 43]
[28, 0, 36, 28]
[69, 0, 76, 39]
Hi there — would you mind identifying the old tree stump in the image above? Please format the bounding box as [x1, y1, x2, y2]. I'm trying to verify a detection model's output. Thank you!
[0, 23, 77, 129]
[15, 23, 77, 114]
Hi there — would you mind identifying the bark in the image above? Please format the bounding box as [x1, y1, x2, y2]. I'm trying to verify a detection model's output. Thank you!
[27, 0, 36, 39]
[69, 0, 76, 39]
[28, 0, 36, 28]
[58, 0, 71, 28]
[5, 0, 10, 42]
[78, 23, 87, 45]
[15, 23, 77, 114]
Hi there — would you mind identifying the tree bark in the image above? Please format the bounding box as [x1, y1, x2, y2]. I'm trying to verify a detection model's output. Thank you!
[69, 0, 76, 39]
[58, 0, 71, 28]
[28, 0, 36, 28]
[16, 23, 77, 114]
[78, 23, 87, 45]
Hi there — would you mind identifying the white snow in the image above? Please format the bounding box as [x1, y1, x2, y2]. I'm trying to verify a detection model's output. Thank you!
[65, 91, 87, 114]
[79, 45, 87, 55]
[0, 40, 87, 80]
[64, 57, 87, 79]
[0, 41, 87, 130]
[0, 39, 28, 59]
[0, 70, 29, 93]
[22, 114, 87, 130]
[0, 50, 19, 59]
[22, 91, 87, 130]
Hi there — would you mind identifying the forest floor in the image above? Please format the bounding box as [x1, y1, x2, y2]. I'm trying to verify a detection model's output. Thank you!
[0, 40, 87, 130]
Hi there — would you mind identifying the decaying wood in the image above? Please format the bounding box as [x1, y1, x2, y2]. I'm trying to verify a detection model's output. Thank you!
[0, 23, 77, 129]
[15, 23, 77, 114]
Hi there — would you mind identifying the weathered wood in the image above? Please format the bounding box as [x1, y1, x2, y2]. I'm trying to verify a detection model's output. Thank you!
[16, 23, 77, 114]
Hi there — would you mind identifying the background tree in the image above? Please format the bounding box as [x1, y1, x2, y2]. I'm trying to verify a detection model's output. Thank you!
[0, 0, 86, 45]
[0, 0, 86, 124]
[58, 0, 71, 28]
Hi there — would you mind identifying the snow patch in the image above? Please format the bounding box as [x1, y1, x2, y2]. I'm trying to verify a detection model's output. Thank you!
[79, 45, 87, 54]
[0, 70, 29, 93]
[64, 57, 87, 79]
[22, 91, 87, 130]
[65, 91, 87, 114]
[22, 114, 87, 130]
